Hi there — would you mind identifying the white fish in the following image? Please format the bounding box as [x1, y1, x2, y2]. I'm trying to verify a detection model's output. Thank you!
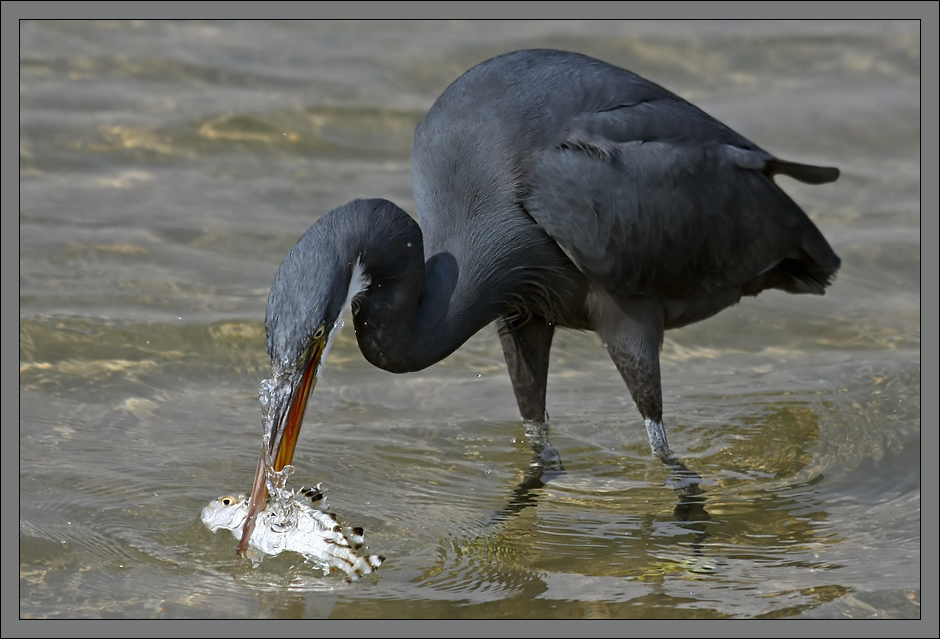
[201, 484, 385, 580]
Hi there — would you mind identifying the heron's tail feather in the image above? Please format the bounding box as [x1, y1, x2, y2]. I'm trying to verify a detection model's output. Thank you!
[766, 158, 840, 185]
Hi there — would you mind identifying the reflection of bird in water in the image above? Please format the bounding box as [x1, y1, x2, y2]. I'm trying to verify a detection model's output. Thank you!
[239, 49, 840, 553]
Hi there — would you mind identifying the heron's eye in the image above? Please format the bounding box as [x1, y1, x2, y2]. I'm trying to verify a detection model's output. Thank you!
[220, 496, 236, 506]
[313, 325, 326, 340]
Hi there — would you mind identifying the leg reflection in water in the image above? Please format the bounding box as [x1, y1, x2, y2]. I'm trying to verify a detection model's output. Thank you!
[492, 421, 711, 534]
[494, 422, 566, 520]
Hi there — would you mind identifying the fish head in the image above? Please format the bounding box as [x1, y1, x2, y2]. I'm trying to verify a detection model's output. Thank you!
[201, 494, 249, 532]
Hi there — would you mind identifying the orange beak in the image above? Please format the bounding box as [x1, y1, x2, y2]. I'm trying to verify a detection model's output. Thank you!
[237, 339, 323, 556]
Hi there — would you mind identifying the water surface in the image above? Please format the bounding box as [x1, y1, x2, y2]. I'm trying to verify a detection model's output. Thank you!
[18, 20, 921, 619]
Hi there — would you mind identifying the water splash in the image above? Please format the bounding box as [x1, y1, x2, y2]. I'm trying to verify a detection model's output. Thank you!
[265, 464, 297, 529]
[254, 314, 343, 527]
[258, 377, 299, 526]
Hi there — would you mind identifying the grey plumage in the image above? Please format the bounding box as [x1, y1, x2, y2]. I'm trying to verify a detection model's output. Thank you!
[252, 48, 841, 530]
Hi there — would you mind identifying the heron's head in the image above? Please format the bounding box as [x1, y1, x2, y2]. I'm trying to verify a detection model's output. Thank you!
[239, 205, 369, 555]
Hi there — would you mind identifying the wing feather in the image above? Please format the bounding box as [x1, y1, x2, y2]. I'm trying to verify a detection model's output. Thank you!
[523, 111, 838, 300]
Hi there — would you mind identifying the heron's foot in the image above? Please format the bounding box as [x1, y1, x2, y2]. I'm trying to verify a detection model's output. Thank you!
[643, 417, 704, 495]
[524, 421, 565, 469]
[490, 423, 565, 520]
[645, 417, 677, 464]
[528, 442, 566, 485]
[518, 421, 565, 490]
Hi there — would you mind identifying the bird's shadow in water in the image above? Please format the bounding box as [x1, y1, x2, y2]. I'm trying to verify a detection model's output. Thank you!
[490, 422, 711, 542]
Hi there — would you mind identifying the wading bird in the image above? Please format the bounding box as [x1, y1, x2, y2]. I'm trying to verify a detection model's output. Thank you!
[239, 49, 840, 554]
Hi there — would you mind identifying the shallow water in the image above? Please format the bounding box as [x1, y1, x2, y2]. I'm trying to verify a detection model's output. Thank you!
[18, 20, 921, 619]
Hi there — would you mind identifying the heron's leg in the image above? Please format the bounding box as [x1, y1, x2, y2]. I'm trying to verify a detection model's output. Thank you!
[605, 339, 675, 464]
[496, 315, 554, 423]
[590, 295, 677, 464]
[604, 330, 707, 503]
[496, 316, 563, 493]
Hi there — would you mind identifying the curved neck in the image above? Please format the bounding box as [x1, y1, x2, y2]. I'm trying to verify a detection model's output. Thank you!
[339, 200, 502, 373]
[266, 198, 582, 377]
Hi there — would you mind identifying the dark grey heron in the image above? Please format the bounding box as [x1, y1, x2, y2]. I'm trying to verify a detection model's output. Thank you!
[238, 49, 840, 553]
